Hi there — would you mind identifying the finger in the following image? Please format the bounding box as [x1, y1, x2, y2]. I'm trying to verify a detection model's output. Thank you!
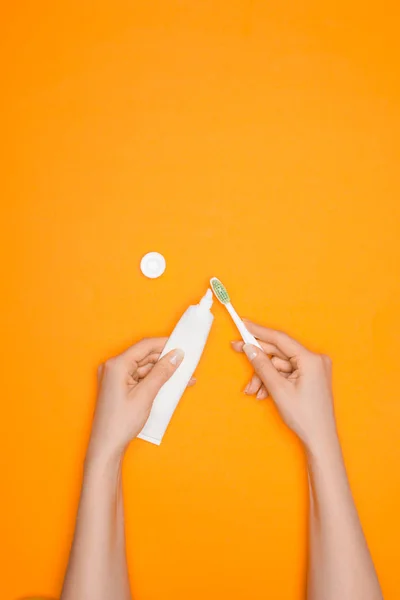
[137, 348, 184, 401]
[138, 365, 196, 386]
[243, 321, 305, 358]
[117, 337, 168, 368]
[271, 356, 293, 373]
[137, 364, 196, 386]
[243, 344, 288, 397]
[97, 364, 104, 384]
[322, 354, 332, 374]
[136, 363, 154, 379]
[244, 373, 263, 396]
[137, 352, 161, 368]
[231, 340, 287, 360]
[231, 340, 245, 352]
[288, 370, 300, 381]
[256, 385, 268, 400]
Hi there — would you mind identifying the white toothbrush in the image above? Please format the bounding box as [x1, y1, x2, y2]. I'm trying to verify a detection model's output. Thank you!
[210, 277, 263, 350]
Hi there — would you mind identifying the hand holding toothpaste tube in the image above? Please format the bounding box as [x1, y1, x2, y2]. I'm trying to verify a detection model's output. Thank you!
[86, 338, 191, 464]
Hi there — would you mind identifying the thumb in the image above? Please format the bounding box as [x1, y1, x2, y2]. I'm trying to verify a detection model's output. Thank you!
[138, 348, 185, 402]
[243, 344, 286, 398]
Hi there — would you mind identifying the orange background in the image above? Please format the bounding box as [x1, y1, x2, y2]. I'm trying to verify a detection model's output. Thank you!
[1, 1, 400, 599]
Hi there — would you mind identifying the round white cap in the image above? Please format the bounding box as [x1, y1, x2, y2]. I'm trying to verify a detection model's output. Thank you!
[140, 252, 166, 279]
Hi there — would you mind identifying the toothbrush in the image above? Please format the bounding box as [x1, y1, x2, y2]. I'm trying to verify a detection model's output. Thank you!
[210, 277, 263, 350]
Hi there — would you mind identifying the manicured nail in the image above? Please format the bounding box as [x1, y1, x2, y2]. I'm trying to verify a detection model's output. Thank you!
[243, 344, 258, 361]
[170, 349, 184, 365]
[243, 383, 250, 394]
[256, 389, 264, 400]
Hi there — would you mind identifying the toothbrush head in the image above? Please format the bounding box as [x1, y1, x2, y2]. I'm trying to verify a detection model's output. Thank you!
[210, 277, 230, 305]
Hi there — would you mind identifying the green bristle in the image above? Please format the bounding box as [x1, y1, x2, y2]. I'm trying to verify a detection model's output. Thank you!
[210, 277, 230, 304]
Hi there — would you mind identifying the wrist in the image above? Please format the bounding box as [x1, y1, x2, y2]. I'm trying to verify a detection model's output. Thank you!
[304, 428, 342, 465]
[84, 441, 125, 476]
[305, 429, 350, 502]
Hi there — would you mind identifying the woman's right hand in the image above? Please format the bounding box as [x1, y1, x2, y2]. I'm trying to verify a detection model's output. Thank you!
[231, 321, 338, 453]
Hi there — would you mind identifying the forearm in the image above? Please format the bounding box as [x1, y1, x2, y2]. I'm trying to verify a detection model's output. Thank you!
[306, 435, 382, 600]
[61, 452, 131, 600]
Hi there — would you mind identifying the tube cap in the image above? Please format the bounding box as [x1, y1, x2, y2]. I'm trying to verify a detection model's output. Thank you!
[140, 252, 166, 279]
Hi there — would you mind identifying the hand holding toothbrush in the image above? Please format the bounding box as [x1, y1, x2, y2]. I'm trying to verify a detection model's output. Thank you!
[210, 277, 336, 448]
[231, 321, 337, 453]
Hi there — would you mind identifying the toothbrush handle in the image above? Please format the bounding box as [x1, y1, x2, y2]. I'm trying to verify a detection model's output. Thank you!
[226, 303, 263, 350]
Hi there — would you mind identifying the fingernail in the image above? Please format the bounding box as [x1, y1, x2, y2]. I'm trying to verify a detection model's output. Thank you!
[243, 344, 258, 361]
[243, 383, 250, 394]
[170, 349, 184, 365]
[256, 389, 264, 400]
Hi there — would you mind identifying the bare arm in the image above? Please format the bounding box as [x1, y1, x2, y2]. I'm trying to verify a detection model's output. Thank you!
[61, 454, 130, 600]
[233, 322, 383, 600]
[61, 339, 185, 600]
[306, 437, 382, 600]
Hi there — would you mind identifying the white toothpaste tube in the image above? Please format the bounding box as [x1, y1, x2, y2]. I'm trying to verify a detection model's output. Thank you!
[138, 289, 214, 445]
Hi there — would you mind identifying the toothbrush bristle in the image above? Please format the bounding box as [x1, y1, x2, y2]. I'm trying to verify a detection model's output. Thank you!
[210, 277, 230, 304]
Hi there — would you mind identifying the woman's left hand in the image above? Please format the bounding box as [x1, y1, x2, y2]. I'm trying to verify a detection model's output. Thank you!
[87, 338, 188, 463]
